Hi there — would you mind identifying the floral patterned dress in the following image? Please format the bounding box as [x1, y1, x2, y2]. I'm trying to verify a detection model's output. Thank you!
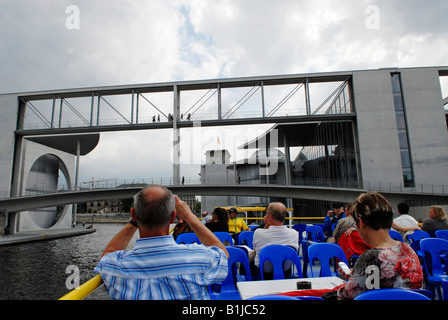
[337, 242, 424, 300]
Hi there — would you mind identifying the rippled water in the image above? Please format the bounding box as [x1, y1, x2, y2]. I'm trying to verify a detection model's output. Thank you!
[0, 223, 137, 300]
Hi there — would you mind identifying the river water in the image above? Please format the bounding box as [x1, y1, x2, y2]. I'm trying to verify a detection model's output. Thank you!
[0, 223, 138, 300]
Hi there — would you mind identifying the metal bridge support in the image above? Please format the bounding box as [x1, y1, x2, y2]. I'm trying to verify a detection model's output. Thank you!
[173, 85, 181, 185]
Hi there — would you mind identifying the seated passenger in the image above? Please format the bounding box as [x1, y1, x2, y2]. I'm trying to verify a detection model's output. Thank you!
[331, 203, 356, 243]
[94, 185, 228, 300]
[323, 203, 345, 240]
[337, 192, 423, 300]
[206, 207, 229, 233]
[421, 205, 448, 237]
[392, 202, 419, 240]
[250, 202, 299, 279]
[227, 207, 251, 242]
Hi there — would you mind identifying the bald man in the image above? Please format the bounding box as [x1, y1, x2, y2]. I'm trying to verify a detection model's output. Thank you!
[251, 202, 299, 278]
[95, 185, 228, 300]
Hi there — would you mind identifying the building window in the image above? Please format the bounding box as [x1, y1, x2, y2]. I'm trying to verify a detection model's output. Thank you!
[391, 73, 414, 187]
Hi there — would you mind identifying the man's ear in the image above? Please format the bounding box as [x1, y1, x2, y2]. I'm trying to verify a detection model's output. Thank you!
[130, 207, 136, 221]
[169, 210, 177, 224]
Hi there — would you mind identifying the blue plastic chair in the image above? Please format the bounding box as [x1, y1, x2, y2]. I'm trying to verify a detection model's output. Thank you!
[246, 295, 298, 300]
[258, 245, 302, 280]
[420, 238, 448, 300]
[354, 289, 431, 300]
[389, 229, 404, 242]
[436, 230, 448, 241]
[407, 230, 430, 243]
[292, 224, 307, 252]
[413, 289, 434, 300]
[306, 225, 324, 242]
[238, 231, 254, 249]
[176, 233, 201, 244]
[209, 247, 252, 300]
[301, 240, 311, 277]
[214, 232, 233, 246]
[307, 243, 348, 277]
[292, 224, 307, 241]
[407, 230, 430, 267]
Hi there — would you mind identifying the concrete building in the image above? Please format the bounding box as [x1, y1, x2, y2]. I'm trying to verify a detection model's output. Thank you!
[1, 66, 447, 232]
[87, 199, 122, 214]
[201, 67, 448, 220]
[200, 150, 233, 213]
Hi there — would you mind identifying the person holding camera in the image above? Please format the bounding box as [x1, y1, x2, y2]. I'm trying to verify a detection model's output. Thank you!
[94, 185, 228, 300]
[323, 203, 346, 241]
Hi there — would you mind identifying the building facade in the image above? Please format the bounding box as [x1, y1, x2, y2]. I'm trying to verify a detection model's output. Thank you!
[200, 67, 448, 220]
[1, 66, 447, 232]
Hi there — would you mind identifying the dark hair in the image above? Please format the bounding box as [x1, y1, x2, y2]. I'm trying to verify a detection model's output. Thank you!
[333, 203, 344, 209]
[397, 202, 410, 215]
[213, 207, 229, 223]
[133, 185, 175, 230]
[351, 192, 394, 231]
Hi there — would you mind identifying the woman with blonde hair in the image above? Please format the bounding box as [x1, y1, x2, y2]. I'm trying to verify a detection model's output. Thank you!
[421, 205, 448, 237]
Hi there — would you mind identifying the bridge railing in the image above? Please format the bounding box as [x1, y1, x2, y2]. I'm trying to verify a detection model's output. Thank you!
[2, 177, 448, 200]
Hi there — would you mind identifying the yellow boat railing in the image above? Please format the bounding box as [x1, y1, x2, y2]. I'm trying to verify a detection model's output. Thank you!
[59, 274, 104, 300]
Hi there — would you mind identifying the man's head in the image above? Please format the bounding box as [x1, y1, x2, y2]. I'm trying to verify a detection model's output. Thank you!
[397, 202, 410, 215]
[345, 203, 352, 216]
[333, 203, 344, 217]
[227, 207, 238, 219]
[132, 185, 175, 230]
[265, 202, 287, 225]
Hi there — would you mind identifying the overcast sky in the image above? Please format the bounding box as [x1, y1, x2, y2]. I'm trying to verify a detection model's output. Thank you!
[1, 0, 447, 186]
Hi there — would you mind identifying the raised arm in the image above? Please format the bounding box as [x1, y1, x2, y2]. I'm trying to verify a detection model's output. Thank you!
[174, 195, 229, 258]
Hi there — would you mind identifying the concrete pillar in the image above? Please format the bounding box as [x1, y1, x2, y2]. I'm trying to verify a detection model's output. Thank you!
[173, 85, 181, 185]
[283, 134, 293, 227]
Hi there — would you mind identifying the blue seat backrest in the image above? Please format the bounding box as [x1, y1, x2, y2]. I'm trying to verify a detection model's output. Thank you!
[354, 289, 431, 300]
[176, 233, 201, 244]
[435, 230, 448, 241]
[259, 245, 302, 280]
[420, 238, 448, 277]
[214, 232, 233, 246]
[238, 231, 254, 249]
[292, 224, 307, 241]
[407, 230, 430, 243]
[306, 225, 324, 242]
[220, 247, 252, 293]
[307, 243, 348, 277]
[389, 229, 404, 242]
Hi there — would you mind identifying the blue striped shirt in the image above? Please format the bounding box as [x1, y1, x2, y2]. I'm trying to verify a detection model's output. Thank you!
[94, 236, 228, 300]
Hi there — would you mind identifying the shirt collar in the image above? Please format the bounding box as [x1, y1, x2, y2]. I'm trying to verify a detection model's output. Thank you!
[134, 235, 176, 250]
[268, 225, 287, 230]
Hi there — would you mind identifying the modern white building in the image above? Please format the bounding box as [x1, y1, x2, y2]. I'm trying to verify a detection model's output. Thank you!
[201, 67, 448, 220]
[1, 66, 447, 232]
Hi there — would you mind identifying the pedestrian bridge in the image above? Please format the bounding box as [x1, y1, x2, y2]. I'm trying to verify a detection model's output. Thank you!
[1, 184, 447, 213]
